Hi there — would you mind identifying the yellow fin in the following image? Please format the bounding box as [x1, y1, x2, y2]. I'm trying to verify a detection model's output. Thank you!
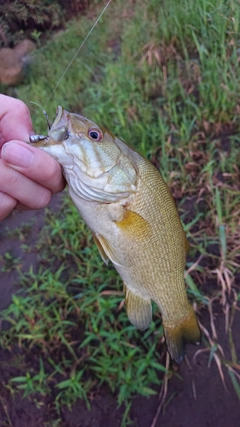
[116, 209, 151, 239]
[125, 285, 152, 330]
[94, 232, 123, 266]
[93, 234, 109, 265]
[163, 305, 201, 363]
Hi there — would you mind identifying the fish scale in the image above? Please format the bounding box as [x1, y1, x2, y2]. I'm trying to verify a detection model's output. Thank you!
[115, 157, 186, 310]
[30, 106, 201, 362]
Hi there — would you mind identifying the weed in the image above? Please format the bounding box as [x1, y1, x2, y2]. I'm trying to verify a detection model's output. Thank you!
[0, 252, 22, 273]
[10, 358, 49, 398]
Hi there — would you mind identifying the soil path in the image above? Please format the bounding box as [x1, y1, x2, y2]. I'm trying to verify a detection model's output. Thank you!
[0, 194, 62, 313]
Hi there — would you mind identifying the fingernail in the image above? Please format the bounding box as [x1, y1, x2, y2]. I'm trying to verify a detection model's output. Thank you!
[2, 142, 34, 168]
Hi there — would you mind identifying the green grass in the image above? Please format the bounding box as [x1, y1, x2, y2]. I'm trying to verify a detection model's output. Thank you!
[1, 198, 166, 418]
[1, 0, 240, 423]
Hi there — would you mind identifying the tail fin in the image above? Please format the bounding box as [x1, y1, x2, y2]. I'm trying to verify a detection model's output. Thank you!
[163, 306, 201, 363]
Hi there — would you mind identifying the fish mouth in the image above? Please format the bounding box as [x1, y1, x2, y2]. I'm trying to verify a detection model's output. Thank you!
[29, 106, 70, 146]
[29, 105, 69, 147]
[52, 105, 65, 127]
[47, 106, 70, 144]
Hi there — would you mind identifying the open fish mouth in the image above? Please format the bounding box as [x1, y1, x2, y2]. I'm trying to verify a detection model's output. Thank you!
[29, 106, 70, 146]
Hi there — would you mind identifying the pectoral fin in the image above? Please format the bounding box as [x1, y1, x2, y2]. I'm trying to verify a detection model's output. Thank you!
[116, 209, 151, 239]
[124, 285, 152, 330]
[93, 234, 109, 265]
[94, 232, 123, 266]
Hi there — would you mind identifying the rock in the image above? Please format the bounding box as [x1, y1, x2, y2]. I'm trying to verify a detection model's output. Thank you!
[0, 48, 23, 85]
[0, 39, 36, 86]
[14, 39, 36, 58]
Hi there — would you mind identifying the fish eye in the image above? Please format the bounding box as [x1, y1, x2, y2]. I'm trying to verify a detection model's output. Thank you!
[88, 128, 103, 142]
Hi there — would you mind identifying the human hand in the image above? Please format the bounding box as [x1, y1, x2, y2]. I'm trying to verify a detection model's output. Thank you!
[0, 95, 65, 221]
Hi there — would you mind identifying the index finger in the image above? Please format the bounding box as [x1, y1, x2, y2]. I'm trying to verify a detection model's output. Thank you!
[0, 95, 33, 147]
[2, 141, 66, 194]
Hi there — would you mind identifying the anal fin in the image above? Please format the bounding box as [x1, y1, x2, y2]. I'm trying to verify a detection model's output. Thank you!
[163, 305, 201, 363]
[124, 285, 152, 330]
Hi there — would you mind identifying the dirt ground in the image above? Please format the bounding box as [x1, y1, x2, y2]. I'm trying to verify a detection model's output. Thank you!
[0, 196, 239, 427]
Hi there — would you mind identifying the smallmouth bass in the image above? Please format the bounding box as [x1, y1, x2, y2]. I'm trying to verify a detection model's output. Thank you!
[30, 106, 201, 362]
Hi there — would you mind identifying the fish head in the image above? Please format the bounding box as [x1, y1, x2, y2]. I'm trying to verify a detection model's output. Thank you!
[30, 106, 137, 202]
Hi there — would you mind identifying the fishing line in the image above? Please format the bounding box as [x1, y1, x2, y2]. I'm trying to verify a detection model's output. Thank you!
[29, 101, 52, 128]
[29, 101, 52, 141]
[46, 0, 112, 105]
